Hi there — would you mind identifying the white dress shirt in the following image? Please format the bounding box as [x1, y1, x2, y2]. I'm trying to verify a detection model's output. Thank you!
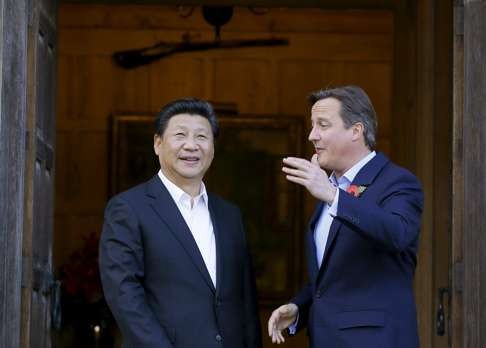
[158, 170, 217, 286]
[314, 151, 376, 267]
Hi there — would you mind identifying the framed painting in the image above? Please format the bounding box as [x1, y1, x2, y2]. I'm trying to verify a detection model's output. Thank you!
[111, 113, 305, 305]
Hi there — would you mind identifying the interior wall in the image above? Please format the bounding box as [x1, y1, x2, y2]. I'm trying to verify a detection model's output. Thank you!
[55, 4, 393, 347]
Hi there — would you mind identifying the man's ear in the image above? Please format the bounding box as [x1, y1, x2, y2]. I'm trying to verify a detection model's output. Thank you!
[154, 134, 161, 155]
[351, 122, 364, 141]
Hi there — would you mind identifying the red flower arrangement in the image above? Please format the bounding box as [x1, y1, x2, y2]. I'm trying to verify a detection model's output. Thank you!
[57, 232, 115, 347]
[346, 184, 367, 198]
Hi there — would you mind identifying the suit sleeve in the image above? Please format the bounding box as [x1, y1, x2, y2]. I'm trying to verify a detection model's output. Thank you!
[289, 282, 313, 333]
[337, 172, 424, 253]
[237, 210, 263, 348]
[99, 196, 173, 348]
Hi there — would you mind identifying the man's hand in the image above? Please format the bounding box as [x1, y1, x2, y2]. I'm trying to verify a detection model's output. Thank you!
[282, 154, 336, 203]
[267, 303, 298, 344]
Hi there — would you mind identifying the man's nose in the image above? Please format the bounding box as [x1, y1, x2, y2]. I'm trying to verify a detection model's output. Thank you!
[308, 126, 319, 141]
[183, 136, 198, 150]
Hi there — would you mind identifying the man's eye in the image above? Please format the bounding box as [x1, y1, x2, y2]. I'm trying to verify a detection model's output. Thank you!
[197, 134, 207, 139]
[175, 132, 185, 137]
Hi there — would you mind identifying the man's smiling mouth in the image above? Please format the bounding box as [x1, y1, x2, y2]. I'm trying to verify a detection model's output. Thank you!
[179, 155, 200, 164]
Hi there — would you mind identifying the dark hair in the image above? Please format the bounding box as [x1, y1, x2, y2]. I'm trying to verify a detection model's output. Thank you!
[154, 98, 219, 139]
[308, 85, 378, 149]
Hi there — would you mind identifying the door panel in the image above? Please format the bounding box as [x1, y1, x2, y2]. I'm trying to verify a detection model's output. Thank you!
[21, 1, 58, 347]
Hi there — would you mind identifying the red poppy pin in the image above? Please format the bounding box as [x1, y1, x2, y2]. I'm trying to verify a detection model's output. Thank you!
[346, 184, 367, 198]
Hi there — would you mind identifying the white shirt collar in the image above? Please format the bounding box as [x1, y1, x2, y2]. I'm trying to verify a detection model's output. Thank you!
[330, 151, 376, 186]
[157, 170, 208, 207]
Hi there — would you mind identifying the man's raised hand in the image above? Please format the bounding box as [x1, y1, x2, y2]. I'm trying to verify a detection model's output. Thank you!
[282, 154, 336, 203]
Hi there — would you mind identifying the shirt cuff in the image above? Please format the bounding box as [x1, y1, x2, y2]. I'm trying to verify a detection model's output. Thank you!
[327, 187, 339, 217]
[288, 312, 299, 335]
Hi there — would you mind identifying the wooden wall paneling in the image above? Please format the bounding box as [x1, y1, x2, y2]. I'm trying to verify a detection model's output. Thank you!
[54, 131, 77, 211]
[58, 55, 150, 117]
[279, 61, 346, 115]
[391, 0, 416, 170]
[213, 58, 275, 113]
[149, 57, 205, 110]
[376, 138, 391, 156]
[414, 0, 435, 346]
[72, 131, 108, 210]
[58, 29, 156, 55]
[339, 62, 392, 136]
[53, 215, 69, 278]
[57, 56, 74, 120]
[431, 0, 452, 347]
[55, 131, 108, 214]
[59, 5, 393, 34]
[112, 66, 151, 113]
[63, 132, 82, 204]
[201, 58, 215, 101]
[69, 57, 131, 119]
[264, 33, 392, 61]
[57, 60, 149, 128]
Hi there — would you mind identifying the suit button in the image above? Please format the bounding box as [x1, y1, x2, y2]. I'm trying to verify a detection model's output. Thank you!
[315, 290, 322, 298]
[215, 334, 222, 342]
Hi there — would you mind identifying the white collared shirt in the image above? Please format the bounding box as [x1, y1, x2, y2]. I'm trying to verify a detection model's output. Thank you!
[314, 151, 376, 267]
[158, 170, 217, 286]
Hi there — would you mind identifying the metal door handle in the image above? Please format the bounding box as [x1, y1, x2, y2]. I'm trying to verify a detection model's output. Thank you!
[436, 287, 450, 336]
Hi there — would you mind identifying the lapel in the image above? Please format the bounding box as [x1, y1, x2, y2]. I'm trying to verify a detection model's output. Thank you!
[145, 176, 216, 294]
[208, 194, 224, 297]
[350, 152, 389, 188]
[315, 214, 343, 284]
[307, 202, 324, 282]
[316, 153, 390, 283]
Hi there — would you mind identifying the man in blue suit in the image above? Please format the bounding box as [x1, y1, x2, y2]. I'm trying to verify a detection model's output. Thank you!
[99, 98, 262, 348]
[268, 86, 423, 347]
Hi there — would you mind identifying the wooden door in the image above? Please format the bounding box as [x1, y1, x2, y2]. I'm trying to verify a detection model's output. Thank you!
[21, 0, 58, 347]
[0, 0, 29, 347]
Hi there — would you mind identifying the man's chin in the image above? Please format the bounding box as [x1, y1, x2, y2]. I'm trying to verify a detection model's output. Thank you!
[317, 156, 328, 169]
[177, 168, 205, 180]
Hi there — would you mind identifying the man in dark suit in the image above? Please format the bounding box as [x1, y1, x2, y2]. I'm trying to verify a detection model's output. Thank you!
[99, 98, 262, 348]
[268, 86, 423, 348]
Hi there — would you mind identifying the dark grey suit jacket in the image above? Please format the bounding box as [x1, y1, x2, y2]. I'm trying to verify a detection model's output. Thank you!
[99, 176, 262, 348]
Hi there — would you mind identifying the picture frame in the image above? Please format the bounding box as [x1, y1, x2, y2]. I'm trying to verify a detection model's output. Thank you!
[110, 113, 305, 305]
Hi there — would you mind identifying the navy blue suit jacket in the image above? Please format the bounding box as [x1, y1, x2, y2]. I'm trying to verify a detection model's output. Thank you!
[292, 153, 423, 348]
[99, 176, 262, 348]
